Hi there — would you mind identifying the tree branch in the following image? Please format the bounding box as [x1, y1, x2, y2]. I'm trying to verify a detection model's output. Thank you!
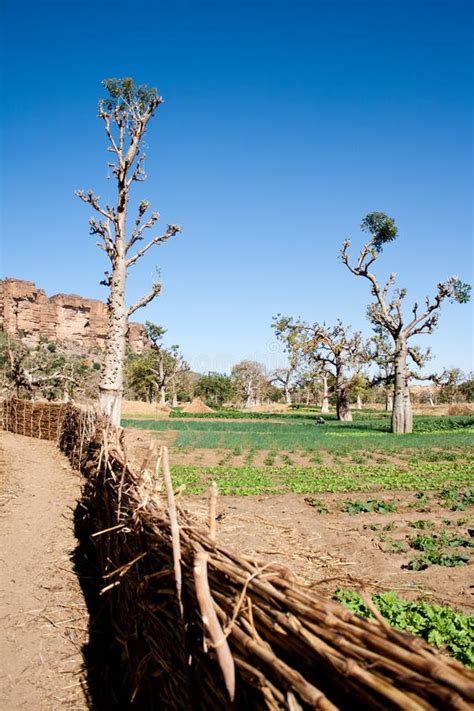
[126, 204, 160, 251]
[128, 282, 162, 316]
[126, 224, 181, 268]
[75, 190, 115, 221]
[341, 241, 398, 332]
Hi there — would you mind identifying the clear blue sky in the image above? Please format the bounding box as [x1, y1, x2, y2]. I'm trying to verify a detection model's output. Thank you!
[1, 0, 472, 374]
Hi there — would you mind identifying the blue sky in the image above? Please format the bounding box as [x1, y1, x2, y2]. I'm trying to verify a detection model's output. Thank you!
[1, 0, 472, 374]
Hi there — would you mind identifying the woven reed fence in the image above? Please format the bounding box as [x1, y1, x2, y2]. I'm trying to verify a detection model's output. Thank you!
[2, 399, 473, 709]
[1, 397, 70, 440]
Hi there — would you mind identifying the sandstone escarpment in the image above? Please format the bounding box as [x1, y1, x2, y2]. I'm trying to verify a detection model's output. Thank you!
[0, 278, 148, 353]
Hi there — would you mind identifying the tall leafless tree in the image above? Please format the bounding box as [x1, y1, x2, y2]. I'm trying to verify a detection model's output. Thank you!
[275, 317, 363, 421]
[76, 78, 181, 424]
[231, 361, 268, 408]
[341, 212, 470, 433]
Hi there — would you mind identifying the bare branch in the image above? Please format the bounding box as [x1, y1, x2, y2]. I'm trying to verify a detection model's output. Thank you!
[341, 241, 398, 333]
[98, 110, 123, 165]
[405, 282, 450, 336]
[128, 282, 162, 316]
[126, 205, 160, 251]
[126, 152, 147, 186]
[127, 224, 181, 268]
[89, 217, 114, 257]
[75, 190, 114, 221]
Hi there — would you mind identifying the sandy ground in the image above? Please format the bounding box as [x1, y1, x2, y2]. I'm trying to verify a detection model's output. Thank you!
[186, 493, 474, 612]
[0, 432, 88, 710]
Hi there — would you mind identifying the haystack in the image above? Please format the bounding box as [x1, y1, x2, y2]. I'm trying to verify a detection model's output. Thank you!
[181, 397, 214, 414]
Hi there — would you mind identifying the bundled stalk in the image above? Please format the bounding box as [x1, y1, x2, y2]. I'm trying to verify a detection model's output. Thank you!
[75, 428, 474, 710]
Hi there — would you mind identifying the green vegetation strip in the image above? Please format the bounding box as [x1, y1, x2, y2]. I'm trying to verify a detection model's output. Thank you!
[123, 415, 474, 451]
[170, 463, 474, 495]
[334, 590, 474, 667]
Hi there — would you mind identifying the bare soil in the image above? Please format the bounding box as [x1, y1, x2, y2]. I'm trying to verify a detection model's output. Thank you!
[0, 432, 88, 710]
[125, 430, 474, 614]
[184, 493, 474, 612]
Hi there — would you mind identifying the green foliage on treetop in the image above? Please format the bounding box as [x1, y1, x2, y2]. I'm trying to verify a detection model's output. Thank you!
[145, 321, 167, 347]
[447, 277, 471, 304]
[100, 77, 162, 117]
[361, 211, 398, 252]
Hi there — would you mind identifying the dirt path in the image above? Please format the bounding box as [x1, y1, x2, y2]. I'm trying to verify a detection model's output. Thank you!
[0, 432, 88, 710]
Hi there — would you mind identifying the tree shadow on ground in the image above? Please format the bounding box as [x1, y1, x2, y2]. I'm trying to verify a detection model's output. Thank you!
[72, 499, 130, 710]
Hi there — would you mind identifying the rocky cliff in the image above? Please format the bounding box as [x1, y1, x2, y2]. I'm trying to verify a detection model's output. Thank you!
[0, 278, 148, 354]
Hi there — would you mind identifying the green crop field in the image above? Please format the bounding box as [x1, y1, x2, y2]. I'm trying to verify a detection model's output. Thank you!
[123, 413, 474, 452]
[164, 462, 474, 495]
[122, 411, 474, 495]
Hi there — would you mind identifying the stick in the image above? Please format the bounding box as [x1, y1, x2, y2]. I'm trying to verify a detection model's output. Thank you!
[194, 551, 235, 701]
[162, 446, 183, 615]
[208, 481, 218, 542]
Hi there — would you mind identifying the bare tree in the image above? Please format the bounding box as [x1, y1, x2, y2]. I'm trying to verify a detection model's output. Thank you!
[341, 212, 471, 433]
[231, 361, 268, 408]
[76, 78, 181, 424]
[276, 317, 363, 421]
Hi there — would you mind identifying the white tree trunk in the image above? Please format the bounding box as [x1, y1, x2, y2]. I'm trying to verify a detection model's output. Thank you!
[391, 337, 412, 433]
[356, 394, 362, 410]
[99, 255, 127, 426]
[158, 359, 166, 404]
[336, 366, 352, 421]
[285, 385, 292, 405]
[385, 391, 393, 412]
[321, 375, 329, 413]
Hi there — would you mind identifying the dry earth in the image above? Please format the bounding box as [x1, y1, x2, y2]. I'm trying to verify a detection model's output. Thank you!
[0, 432, 88, 710]
[125, 431, 474, 614]
[187, 493, 474, 612]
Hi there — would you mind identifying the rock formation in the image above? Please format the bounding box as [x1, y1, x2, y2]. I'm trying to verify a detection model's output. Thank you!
[0, 278, 148, 354]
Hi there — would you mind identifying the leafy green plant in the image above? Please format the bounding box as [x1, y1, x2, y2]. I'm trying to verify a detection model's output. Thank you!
[244, 448, 256, 465]
[409, 520, 435, 530]
[439, 488, 474, 511]
[442, 517, 470, 527]
[304, 497, 329, 513]
[263, 450, 276, 466]
[342, 498, 397, 515]
[406, 552, 470, 570]
[334, 589, 474, 667]
[406, 531, 471, 569]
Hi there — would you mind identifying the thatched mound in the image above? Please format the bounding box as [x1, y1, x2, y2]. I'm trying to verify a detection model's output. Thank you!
[181, 397, 214, 414]
[121, 399, 171, 416]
